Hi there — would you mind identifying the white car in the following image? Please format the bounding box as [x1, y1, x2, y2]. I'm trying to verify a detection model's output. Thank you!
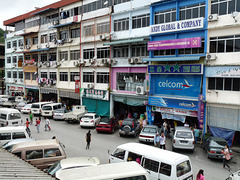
[80, 113, 101, 127]
[20, 104, 32, 114]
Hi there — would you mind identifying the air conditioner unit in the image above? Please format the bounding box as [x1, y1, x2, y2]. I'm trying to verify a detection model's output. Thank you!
[13, 46, 17, 51]
[25, 45, 31, 49]
[46, 44, 50, 48]
[134, 57, 142, 64]
[208, 14, 218, 22]
[87, 83, 94, 89]
[136, 86, 145, 95]
[206, 53, 217, 61]
[46, 62, 50, 67]
[38, 62, 42, 67]
[101, 59, 107, 64]
[107, 59, 112, 64]
[13, 63, 17, 67]
[20, 79, 23, 83]
[14, 79, 17, 83]
[90, 59, 94, 64]
[111, 59, 117, 65]
[74, 61, 80, 67]
[128, 58, 134, 64]
[56, 62, 61, 67]
[19, 46, 24, 49]
[53, 20, 59, 25]
[79, 59, 84, 64]
[37, 45, 41, 49]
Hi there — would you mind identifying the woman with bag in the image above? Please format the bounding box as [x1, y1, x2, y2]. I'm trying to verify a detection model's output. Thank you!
[223, 145, 231, 170]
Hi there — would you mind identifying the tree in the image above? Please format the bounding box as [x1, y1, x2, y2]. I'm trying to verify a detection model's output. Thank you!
[0, 28, 5, 43]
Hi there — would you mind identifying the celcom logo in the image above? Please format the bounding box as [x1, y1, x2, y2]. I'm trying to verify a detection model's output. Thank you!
[158, 79, 193, 90]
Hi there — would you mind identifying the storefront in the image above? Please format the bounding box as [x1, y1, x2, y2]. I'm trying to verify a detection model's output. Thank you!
[8, 86, 24, 96]
[25, 85, 39, 102]
[40, 88, 57, 102]
[59, 89, 80, 109]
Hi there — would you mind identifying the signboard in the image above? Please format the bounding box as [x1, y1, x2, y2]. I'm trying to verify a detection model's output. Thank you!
[162, 113, 186, 123]
[148, 64, 203, 74]
[80, 89, 109, 101]
[150, 17, 204, 34]
[153, 74, 201, 97]
[18, 60, 23, 67]
[23, 66, 37, 72]
[152, 106, 198, 117]
[148, 96, 198, 111]
[10, 86, 15, 91]
[205, 66, 240, 77]
[25, 86, 39, 90]
[75, 80, 80, 93]
[148, 37, 201, 51]
[198, 102, 204, 130]
[73, 15, 78, 22]
[24, 59, 35, 64]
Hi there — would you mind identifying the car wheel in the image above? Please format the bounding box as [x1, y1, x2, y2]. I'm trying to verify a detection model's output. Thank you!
[172, 145, 175, 152]
[191, 148, 195, 153]
[119, 134, 123, 137]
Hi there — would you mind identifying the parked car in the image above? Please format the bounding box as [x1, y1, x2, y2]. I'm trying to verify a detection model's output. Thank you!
[2, 138, 35, 152]
[96, 117, 118, 133]
[139, 125, 159, 144]
[203, 136, 234, 159]
[53, 108, 70, 120]
[119, 118, 141, 137]
[80, 113, 101, 128]
[64, 105, 87, 123]
[0, 108, 23, 127]
[172, 126, 195, 152]
[47, 156, 100, 178]
[16, 102, 27, 111]
[20, 104, 32, 114]
[2, 96, 18, 108]
[30, 102, 51, 115]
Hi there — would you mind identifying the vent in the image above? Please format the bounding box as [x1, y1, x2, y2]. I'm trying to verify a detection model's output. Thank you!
[136, 86, 145, 95]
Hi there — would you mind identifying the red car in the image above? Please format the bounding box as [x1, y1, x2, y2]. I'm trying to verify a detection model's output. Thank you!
[96, 117, 118, 133]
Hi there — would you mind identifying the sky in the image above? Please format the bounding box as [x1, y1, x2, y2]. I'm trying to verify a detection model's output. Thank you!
[0, 0, 60, 30]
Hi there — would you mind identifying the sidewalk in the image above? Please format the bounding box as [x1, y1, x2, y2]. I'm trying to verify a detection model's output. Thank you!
[231, 145, 240, 154]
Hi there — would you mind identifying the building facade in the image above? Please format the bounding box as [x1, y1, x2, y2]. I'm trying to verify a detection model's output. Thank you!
[0, 43, 5, 95]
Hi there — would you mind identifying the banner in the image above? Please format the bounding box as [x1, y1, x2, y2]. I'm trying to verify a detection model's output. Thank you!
[205, 66, 240, 78]
[153, 106, 198, 117]
[80, 88, 109, 101]
[24, 59, 35, 64]
[75, 80, 80, 93]
[162, 113, 186, 123]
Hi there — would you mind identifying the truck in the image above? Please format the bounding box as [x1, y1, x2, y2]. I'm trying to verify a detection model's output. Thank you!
[2, 96, 26, 108]
[63, 105, 87, 123]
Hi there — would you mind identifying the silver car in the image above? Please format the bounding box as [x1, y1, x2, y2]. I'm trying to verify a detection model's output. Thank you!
[2, 138, 35, 152]
[53, 108, 69, 120]
[139, 125, 159, 144]
[172, 126, 194, 152]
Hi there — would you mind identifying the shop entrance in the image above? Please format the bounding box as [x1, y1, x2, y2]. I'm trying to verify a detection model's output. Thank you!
[42, 93, 57, 102]
[60, 97, 80, 110]
[26, 89, 39, 103]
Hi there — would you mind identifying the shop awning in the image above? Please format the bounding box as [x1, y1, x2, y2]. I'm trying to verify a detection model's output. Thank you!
[103, 38, 145, 46]
[59, 90, 80, 99]
[49, 22, 74, 29]
[112, 93, 148, 106]
[40, 88, 57, 94]
[31, 8, 56, 15]
[142, 56, 202, 62]
[30, 48, 49, 52]
[17, 31, 38, 36]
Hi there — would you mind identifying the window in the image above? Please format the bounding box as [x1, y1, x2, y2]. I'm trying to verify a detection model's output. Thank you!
[155, 9, 176, 24]
[60, 30, 69, 40]
[60, 51, 68, 61]
[8, 113, 21, 120]
[32, 54, 38, 62]
[143, 158, 159, 173]
[19, 71, 23, 79]
[7, 71, 11, 78]
[13, 71, 17, 78]
[12, 40, 17, 47]
[41, 72, 48, 78]
[127, 151, 142, 163]
[83, 72, 94, 83]
[114, 0, 130, 5]
[41, 53, 47, 62]
[26, 149, 43, 160]
[41, 34, 48, 43]
[210, 35, 240, 53]
[25, 38, 31, 46]
[45, 148, 61, 157]
[117, 73, 145, 91]
[83, 48, 94, 59]
[211, 0, 240, 16]
[97, 22, 110, 34]
[50, 72, 57, 80]
[25, 55, 31, 60]
[33, 36, 38, 45]
[132, 14, 150, 29]
[60, 72, 68, 82]
[179, 41, 204, 55]
[7, 42, 11, 49]
[83, 25, 94, 36]
[177, 160, 191, 177]
[12, 132, 26, 139]
[49, 52, 57, 61]
[97, 47, 110, 58]
[97, 72, 109, 84]
[25, 72, 30, 80]
[0, 133, 11, 140]
[113, 46, 129, 58]
[12, 56, 17, 63]
[112, 148, 125, 160]
[70, 50, 80, 60]
[208, 77, 240, 91]
[179, 3, 205, 20]
[49, 33, 56, 42]
[7, 57, 11, 63]
[114, 18, 129, 31]
[132, 44, 149, 57]
[18, 39, 23, 47]
[71, 28, 80, 38]
[70, 72, 79, 82]
[32, 72, 37, 80]
[159, 163, 172, 176]
[25, 19, 40, 28]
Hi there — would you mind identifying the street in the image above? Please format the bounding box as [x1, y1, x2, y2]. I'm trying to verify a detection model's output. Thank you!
[22, 114, 240, 180]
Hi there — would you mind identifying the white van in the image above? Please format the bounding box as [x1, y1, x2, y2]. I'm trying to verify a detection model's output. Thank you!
[0, 126, 31, 146]
[31, 102, 51, 115]
[0, 108, 22, 127]
[41, 103, 62, 117]
[57, 161, 150, 180]
[109, 143, 193, 180]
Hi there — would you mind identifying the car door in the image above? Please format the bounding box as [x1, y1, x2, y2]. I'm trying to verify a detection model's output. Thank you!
[110, 148, 126, 163]
[142, 157, 160, 180]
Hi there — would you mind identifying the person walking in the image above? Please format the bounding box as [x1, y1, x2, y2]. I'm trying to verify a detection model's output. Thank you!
[154, 132, 160, 148]
[35, 118, 41, 133]
[194, 125, 200, 144]
[25, 118, 30, 135]
[223, 145, 231, 170]
[196, 169, 205, 180]
[163, 120, 167, 137]
[29, 111, 33, 125]
[85, 130, 91, 149]
[160, 132, 166, 150]
[45, 117, 51, 131]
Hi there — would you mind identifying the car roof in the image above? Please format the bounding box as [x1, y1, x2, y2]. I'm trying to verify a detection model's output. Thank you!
[60, 157, 100, 169]
[0, 108, 21, 113]
[175, 126, 192, 131]
[4, 138, 35, 146]
[84, 113, 96, 116]
[143, 125, 158, 129]
[116, 143, 188, 164]
[0, 126, 26, 131]
[123, 118, 135, 121]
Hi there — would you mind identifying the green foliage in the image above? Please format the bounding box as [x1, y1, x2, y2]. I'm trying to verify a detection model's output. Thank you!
[0, 28, 5, 43]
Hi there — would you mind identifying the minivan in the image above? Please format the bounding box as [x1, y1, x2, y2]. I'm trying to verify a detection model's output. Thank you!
[42, 103, 62, 117]
[57, 161, 150, 180]
[0, 108, 22, 127]
[11, 139, 66, 170]
[109, 142, 193, 180]
[0, 126, 31, 146]
[31, 102, 51, 115]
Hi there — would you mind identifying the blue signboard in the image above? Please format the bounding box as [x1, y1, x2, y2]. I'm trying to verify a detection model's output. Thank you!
[152, 74, 201, 97]
[148, 64, 203, 74]
[149, 96, 198, 111]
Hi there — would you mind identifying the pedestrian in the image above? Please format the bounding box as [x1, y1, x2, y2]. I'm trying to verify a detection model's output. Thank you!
[167, 123, 171, 138]
[142, 118, 148, 127]
[194, 124, 200, 144]
[223, 145, 231, 170]
[154, 132, 160, 148]
[163, 120, 167, 137]
[184, 121, 189, 127]
[196, 169, 205, 180]
[45, 117, 51, 131]
[29, 111, 33, 125]
[35, 118, 41, 133]
[160, 132, 166, 150]
[85, 130, 91, 149]
[25, 118, 30, 134]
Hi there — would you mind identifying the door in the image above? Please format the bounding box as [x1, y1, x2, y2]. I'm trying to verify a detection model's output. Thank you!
[25, 149, 44, 168]
[109, 148, 126, 163]
[44, 148, 63, 168]
[159, 162, 172, 180]
[142, 157, 160, 180]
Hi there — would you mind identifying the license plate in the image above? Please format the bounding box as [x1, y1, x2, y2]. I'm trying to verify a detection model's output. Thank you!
[45, 112, 49, 114]
[84, 121, 88, 123]
[34, 110, 37, 112]
[12, 122, 18, 124]
[180, 140, 188, 143]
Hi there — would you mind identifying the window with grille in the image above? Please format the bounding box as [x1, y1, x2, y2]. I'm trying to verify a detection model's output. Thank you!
[97, 47, 110, 58]
[32, 72, 37, 80]
[50, 72, 57, 80]
[211, 0, 240, 16]
[155, 8, 176, 24]
[83, 72, 94, 83]
[25, 55, 31, 60]
[113, 46, 129, 58]
[13, 71, 17, 79]
[18, 39, 23, 47]
[7, 42, 11, 49]
[132, 14, 150, 29]
[97, 72, 109, 83]
[60, 31, 69, 40]
[12, 56, 17, 63]
[83, 25, 94, 36]
[33, 37, 38, 45]
[41, 54, 47, 62]
[41, 35, 48, 43]
[132, 44, 149, 57]
[179, 40, 205, 55]
[49, 53, 57, 61]
[114, 18, 129, 31]
[114, 0, 130, 5]
[83, 48, 94, 59]
[7, 71, 11, 78]
[49, 33, 56, 42]
[70, 50, 80, 60]
[71, 28, 80, 38]
[32, 54, 38, 62]
[25, 72, 30, 80]
[70, 72, 79, 82]
[179, 3, 205, 20]
[19, 71, 23, 79]
[60, 51, 68, 61]
[41, 72, 47, 78]
[208, 77, 240, 91]
[154, 49, 176, 56]
[12, 41, 17, 47]
[60, 72, 68, 82]
[7, 57, 11, 63]
[97, 22, 110, 34]
[26, 38, 31, 46]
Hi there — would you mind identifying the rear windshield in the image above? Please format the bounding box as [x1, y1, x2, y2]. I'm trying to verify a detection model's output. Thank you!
[0, 114, 7, 120]
[122, 120, 133, 126]
[210, 140, 227, 147]
[42, 106, 52, 110]
[8, 113, 21, 120]
[83, 116, 93, 119]
[176, 131, 193, 139]
[55, 109, 64, 113]
[177, 160, 191, 177]
[100, 118, 111, 124]
[142, 127, 157, 133]
[31, 104, 39, 108]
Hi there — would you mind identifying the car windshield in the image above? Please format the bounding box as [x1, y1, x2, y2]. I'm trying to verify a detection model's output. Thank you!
[210, 140, 227, 147]
[176, 131, 192, 139]
[55, 110, 64, 113]
[83, 116, 93, 119]
[142, 127, 157, 133]
[8, 113, 21, 120]
[47, 161, 61, 176]
[122, 119, 133, 126]
[31, 104, 39, 108]
[42, 106, 52, 110]
[100, 118, 111, 124]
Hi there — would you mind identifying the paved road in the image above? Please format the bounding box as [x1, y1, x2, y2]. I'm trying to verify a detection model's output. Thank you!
[23, 114, 240, 180]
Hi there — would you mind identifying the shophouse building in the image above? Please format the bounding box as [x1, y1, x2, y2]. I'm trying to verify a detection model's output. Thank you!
[0, 43, 5, 95]
[145, 0, 208, 129]
[206, 0, 240, 142]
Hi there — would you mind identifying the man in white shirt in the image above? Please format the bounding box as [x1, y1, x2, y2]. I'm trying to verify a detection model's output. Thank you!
[184, 122, 189, 127]
[45, 117, 51, 131]
[160, 133, 166, 149]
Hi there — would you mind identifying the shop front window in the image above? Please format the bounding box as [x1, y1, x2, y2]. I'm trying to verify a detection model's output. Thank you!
[117, 73, 145, 91]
